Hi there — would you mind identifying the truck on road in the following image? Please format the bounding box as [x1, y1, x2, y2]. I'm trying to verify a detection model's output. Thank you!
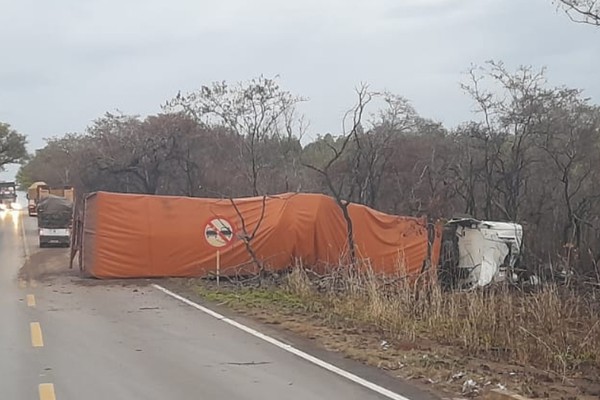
[0, 181, 18, 210]
[37, 194, 73, 247]
[26, 181, 47, 216]
[28, 184, 74, 217]
[37, 185, 74, 202]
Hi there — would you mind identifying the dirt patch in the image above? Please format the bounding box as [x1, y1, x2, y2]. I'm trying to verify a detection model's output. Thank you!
[18, 248, 77, 283]
[72, 277, 157, 287]
[162, 278, 600, 400]
[17, 247, 157, 289]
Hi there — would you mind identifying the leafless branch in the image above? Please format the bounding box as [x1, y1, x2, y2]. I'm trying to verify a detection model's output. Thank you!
[557, 0, 600, 25]
[229, 195, 269, 277]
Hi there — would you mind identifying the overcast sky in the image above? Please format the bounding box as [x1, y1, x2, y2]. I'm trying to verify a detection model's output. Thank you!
[1, 0, 599, 180]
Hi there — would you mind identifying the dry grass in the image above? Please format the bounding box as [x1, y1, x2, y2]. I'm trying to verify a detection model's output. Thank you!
[282, 267, 600, 379]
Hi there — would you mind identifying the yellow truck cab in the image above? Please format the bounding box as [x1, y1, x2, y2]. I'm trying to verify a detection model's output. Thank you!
[26, 181, 47, 216]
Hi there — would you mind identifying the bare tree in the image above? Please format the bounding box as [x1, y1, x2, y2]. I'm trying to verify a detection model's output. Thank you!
[85, 112, 192, 195]
[459, 65, 507, 219]
[229, 195, 268, 276]
[460, 61, 550, 221]
[448, 126, 480, 217]
[350, 92, 417, 208]
[556, 0, 600, 25]
[302, 85, 373, 264]
[537, 96, 600, 267]
[164, 76, 305, 196]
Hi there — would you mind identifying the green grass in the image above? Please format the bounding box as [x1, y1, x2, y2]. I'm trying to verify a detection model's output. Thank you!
[195, 284, 308, 311]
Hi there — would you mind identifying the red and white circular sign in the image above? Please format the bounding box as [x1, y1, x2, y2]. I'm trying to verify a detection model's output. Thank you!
[204, 217, 235, 248]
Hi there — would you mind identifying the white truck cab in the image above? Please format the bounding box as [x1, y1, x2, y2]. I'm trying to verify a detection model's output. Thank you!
[440, 218, 523, 289]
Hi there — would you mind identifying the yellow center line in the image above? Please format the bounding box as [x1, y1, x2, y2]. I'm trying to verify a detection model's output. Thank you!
[39, 383, 56, 400]
[31, 280, 38, 288]
[18, 279, 27, 289]
[30, 322, 44, 347]
[27, 294, 36, 307]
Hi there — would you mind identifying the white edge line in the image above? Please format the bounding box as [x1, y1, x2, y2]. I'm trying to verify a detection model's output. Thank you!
[152, 283, 412, 400]
[19, 211, 30, 259]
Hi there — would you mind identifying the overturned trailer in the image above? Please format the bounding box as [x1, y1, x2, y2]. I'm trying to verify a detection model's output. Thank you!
[439, 218, 523, 289]
[76, 192, 442, 279]
[71, 191, 524, 289]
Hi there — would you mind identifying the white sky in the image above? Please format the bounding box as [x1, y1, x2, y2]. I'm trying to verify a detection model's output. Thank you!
[1, 0, 599, 180]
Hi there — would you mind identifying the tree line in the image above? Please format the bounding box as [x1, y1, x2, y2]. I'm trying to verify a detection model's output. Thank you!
[15, 62, 600, 278]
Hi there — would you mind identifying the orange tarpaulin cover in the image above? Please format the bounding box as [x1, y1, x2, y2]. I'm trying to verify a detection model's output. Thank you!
[82, 192, 441, 279]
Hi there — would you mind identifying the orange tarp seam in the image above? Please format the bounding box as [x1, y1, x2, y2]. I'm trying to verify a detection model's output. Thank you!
[82, 192, 441, 279]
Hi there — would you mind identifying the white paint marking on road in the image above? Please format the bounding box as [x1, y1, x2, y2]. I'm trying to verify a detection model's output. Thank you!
[152, 284, 412, 400]
[19, 211, 30, 259]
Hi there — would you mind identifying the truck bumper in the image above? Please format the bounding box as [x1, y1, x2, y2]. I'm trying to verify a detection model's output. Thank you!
[39, 236, 70, 248]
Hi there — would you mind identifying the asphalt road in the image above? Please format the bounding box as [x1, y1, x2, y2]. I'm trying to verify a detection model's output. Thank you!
[0, 210, 435, 400]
